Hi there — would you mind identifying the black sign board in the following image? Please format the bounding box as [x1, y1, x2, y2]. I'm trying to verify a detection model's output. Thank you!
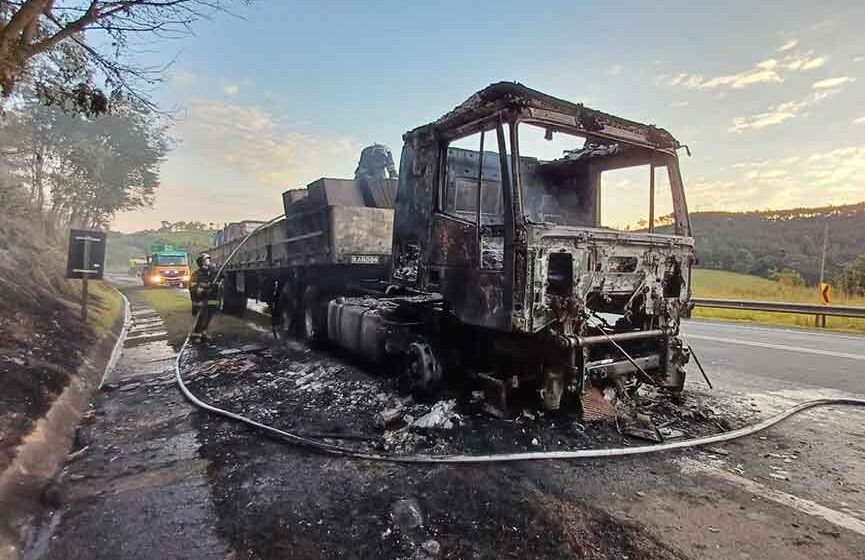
[66, 229, 107, 280]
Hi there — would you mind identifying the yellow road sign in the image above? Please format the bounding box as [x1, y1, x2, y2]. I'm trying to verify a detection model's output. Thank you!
[820, 282, 832, 305]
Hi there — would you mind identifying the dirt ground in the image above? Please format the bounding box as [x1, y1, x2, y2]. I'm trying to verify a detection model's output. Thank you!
[0, 211, 114, 473]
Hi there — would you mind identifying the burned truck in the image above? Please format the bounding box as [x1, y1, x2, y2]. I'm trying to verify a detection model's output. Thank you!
[211, 82, 696, 415]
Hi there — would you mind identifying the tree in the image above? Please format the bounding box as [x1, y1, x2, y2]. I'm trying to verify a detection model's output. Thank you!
[1, 87, 170, 230]
[836, 255, 865, 296]
[0, 1, 248, 111]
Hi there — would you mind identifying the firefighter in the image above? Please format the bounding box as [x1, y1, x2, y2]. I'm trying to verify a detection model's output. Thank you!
[189, 252, 219, 342]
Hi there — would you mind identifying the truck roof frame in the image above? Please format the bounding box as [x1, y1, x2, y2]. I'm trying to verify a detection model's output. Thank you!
[405, 82, 681, 153]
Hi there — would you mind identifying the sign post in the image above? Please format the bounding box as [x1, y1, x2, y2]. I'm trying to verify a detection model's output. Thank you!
[66, 229, 107, 324]
[817, 282, 832, 328]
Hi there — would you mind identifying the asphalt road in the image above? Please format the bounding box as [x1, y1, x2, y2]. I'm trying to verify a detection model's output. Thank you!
[682, 319, 865, 396]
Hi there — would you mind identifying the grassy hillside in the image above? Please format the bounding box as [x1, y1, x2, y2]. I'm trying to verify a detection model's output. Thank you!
[691, 269, 865, 332]
[668, 202, 865, 285]
[106, 230, 215, 271]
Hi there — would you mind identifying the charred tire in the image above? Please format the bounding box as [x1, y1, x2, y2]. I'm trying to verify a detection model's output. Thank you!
[405, 341, 443, 399]
[221, 277, 247, 316]
[302, 286, 327, 345]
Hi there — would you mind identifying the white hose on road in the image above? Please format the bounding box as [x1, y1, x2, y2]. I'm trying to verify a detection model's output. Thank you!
[174, 214, 865, 463]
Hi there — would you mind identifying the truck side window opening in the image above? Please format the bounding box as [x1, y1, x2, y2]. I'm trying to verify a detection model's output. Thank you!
[443, 130, 504, 225]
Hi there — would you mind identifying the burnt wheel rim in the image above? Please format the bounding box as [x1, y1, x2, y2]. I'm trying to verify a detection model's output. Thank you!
[406, 342, 439, 394]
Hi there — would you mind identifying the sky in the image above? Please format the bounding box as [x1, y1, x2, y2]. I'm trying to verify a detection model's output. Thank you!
[111, 0, 865, 232]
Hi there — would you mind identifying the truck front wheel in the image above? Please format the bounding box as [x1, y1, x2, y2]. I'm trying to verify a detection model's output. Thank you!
[405, 340, 443, 399]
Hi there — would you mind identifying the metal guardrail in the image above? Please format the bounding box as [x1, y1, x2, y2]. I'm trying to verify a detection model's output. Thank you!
[692, 297, 865, 322]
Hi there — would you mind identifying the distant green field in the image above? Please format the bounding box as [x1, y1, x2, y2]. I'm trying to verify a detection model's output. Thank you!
[691, 269, 865, 332]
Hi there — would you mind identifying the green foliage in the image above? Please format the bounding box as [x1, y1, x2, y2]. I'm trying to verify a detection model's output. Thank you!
[691, 269, 865, 332]
[662, 202, 865, 285]
[769, 268, 805, 287]
[0, 87, 171, 230]
[835, 254, 865, 296]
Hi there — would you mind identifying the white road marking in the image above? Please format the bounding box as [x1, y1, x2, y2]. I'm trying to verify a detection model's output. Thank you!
[685, 333, 865, 361]
[685, 320, 865, 342]
[680, 459, 865, 537]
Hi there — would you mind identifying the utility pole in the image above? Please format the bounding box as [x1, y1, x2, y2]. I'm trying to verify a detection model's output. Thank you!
[816, 221, 829, 328]
[818, 221, 829, 287]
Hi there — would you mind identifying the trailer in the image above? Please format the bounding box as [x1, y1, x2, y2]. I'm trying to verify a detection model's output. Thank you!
[210, 177, 397, 322]
[211, 82, 697, 417]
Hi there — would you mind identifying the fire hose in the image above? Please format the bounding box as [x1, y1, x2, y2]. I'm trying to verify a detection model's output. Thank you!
[174, 214, 865, 463]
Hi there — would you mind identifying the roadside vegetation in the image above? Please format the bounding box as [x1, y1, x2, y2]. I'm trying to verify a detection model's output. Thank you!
[663, 202, 865, 288]
[136, 286, 268, 348]
[81, 281, 123, 336]
[691, 269, 865, 332]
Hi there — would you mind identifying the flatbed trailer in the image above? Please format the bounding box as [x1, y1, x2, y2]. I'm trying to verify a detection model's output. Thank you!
[211, 82, 697, 417]
[210, 177, 397, 331]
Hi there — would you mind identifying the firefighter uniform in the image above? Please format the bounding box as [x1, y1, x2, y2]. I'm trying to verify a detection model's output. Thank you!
[189, 254, 220, 341]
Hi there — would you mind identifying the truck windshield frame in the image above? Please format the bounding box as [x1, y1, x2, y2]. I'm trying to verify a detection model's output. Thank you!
[512, 119, 688, 235]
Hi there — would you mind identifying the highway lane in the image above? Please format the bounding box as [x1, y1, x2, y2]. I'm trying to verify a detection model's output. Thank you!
[682, 319, 865, 396]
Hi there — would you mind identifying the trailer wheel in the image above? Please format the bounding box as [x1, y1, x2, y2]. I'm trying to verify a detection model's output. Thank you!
[222, 276, 247, 316]
[302, 287, 326, 345]
[275, 282, 298, 338]
[405, 341, 443, 399]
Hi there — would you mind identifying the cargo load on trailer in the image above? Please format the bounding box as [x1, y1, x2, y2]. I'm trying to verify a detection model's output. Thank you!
[210, 82, 696, 418]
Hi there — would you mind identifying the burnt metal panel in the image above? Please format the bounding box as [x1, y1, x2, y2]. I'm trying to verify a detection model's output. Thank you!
[429, 215, 476, 266]
[363, 177, 398, 208]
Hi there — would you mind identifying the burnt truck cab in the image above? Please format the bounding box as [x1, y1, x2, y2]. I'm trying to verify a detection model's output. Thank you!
[389, 83, 695, 411]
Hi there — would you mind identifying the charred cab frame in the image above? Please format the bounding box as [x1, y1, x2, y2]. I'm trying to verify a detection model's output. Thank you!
[388, 82, 695, 413]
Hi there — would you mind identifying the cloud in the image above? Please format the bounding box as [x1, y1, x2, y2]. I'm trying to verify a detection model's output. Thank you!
[854, 55, 864, 63]
[662, 49, 827, 92]
[728, 89, 842, 133]
[776, 38, 799, 52]
[691, 147, 865, 211]
[783, 54, 825, 70]
[812, 76, 855, 89]
[854, 117, 865, 125]
[606, 64, 623, 76]
[169, 69, 196, 88]
[223, 84, 240, 96]
[664, 59, 783, 90]
[668, 100, 689, 108]
[177, 100, 359, 188]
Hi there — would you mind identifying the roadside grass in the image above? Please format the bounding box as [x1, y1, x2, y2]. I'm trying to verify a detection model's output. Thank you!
[70, 281, 123, 337]
[135, 286, 269, 347]
[691, 269, 865, 333]
[136, 287, 197, 347]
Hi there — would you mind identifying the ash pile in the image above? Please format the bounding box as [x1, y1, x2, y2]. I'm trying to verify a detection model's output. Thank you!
[181, 341, 749, 457]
